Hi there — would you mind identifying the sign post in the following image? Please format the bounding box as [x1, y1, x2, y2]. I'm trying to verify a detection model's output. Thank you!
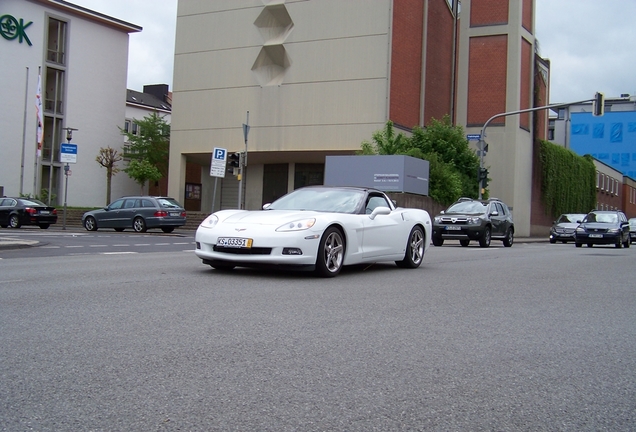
[61, 128, 78, 230]
[210, 147, 227, 212]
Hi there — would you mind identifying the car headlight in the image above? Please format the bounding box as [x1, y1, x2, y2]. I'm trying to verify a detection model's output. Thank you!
[276, 218, 316, 232]
[434, 216, 443, 223]
[200, 214, 219, 229]
[607, 228, 620, 234]
[467, 216, 481, 224]
[576, 227, 585, 233]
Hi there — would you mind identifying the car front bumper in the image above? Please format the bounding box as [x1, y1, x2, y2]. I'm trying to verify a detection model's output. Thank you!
[575, 232, 622, 245]
[195, 226, 321, 267]
[433, 224, 484, 240]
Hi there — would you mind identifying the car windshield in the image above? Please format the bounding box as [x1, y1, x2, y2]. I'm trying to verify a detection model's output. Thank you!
[267, 188, 365, 213]
[630, 219, 636, 228]
[584, 212, 618, 224]
[157, 198, 181, 209]
[557, 214, 585, 224]
[446, 201, 487, 214]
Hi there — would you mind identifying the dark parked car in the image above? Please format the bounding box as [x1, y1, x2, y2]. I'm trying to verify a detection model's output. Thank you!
[82, 196, 186, 233]
[0, 197, 57, 229]
[574, 210, 630, 248]
[549, 213, 586, 243]
[629, 218, 636, 244]
[432, 197, 514, 248]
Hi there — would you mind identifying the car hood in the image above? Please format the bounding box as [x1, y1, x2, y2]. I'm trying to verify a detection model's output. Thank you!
[554, 222, 579, 229]
[580, 222, 619, 230]
[217, 209, 325, 226]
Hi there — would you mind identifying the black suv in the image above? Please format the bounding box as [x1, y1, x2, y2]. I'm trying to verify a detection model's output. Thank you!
[432, 197, 514, 247]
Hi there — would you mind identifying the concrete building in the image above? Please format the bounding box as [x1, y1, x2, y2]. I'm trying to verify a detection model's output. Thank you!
[1, 0, 141, 206]
[169, 0, 548, 237]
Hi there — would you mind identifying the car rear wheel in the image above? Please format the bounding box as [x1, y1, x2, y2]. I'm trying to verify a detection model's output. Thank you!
[133, 217, 147, 233]
[432, 237, 444, 247]
[479, 226, 491, 248]
[84, 216, 97, 231]
[38, 224, 50, 229]
[615, 239, 622, 248]
[396, 226, 424, 268]
[315, 226, 344, 278]
[503, 228, 514, 247]
[624, 238, 630, 248]
[9, 215, 21, 229]
[549, 238, 556, 244]
[161, 227, 175, 233]
[459, 239, 470, 247]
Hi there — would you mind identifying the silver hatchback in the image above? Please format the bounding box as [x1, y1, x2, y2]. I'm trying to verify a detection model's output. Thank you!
[82, 196, 186, 233]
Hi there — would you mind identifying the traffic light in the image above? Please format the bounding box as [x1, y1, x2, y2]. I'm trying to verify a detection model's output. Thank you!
[227, 152, 240, 174]
[593, 92, 604, 116]
[479, 167, 488, 181]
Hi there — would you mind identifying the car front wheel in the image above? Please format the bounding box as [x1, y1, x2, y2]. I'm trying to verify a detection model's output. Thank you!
[38, 224, 50, 229]
[396, 226, 424, 268]
[459, 239, 470, 247]
[315, 227, 344, 277]
[133, 217, 147, 233]
[479, 226, 491, 248]
[84, 216, 98, 231]
[432, 237, 444, 247]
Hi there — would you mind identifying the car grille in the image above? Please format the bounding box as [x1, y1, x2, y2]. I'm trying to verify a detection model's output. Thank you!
[586, 228, 608, 233]
[439, 217, 470, 224]
[213, 246, 272, 255]
[555, 228, 575, 234]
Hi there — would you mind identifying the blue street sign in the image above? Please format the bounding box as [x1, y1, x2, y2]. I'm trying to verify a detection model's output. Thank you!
[466, 134, 481, 141]
[60, 143, 77, 163]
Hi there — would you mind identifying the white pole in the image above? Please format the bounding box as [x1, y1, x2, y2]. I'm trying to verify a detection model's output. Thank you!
[20, 67, 29, 196]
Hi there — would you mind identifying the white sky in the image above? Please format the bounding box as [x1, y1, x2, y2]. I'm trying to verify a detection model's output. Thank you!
[71, 0, 635, 103]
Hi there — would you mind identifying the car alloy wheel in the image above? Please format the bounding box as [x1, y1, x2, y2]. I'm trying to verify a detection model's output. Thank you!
[503, 228, 514, 247]
[84, 216, 97, 231]
[133, 217, 147, 233]
[479, 226, 491, 248]
[9, 215, 21, 229]
[315, 227, 344, 277]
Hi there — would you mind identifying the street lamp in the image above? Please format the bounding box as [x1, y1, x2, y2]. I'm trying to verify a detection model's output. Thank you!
[62, 127, 78, 230]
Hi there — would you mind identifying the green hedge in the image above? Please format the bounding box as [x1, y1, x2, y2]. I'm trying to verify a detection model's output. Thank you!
[539, 140, 596, 216]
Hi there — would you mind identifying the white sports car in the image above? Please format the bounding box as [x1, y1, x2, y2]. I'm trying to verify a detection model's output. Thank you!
[194, 186, 432, 277]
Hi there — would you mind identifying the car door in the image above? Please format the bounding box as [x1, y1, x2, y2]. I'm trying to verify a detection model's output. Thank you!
[489, 202, 505, 236]
[99, 199, 125, 227]
[361, 194, 407, 259]
[117, 199, 138, 228]
[0, 198, 11, 225]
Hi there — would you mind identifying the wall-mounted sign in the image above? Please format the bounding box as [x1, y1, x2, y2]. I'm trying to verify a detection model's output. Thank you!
[0, 14, 33, 46]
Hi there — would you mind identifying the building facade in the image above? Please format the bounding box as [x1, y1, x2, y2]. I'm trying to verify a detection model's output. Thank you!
[169, 0, 548, 237]
[1, 0, 141, 207]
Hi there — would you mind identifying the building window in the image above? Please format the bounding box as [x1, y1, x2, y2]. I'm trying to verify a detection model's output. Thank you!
[558, 108, 566, 120]
[600, 174, 605, 191]
[124, 119, 132, 134]
[44, 67, 64, 114]
[132, 123, 138, 135]
[46, 18, 67, 65]
[596, 171, 600, 189]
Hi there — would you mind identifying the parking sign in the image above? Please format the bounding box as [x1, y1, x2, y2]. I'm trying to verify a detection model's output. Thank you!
[210, 147, 227, 177]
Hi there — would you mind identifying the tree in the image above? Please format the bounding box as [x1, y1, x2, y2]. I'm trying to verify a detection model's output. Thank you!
[122, 112, 170, 194]
[359, 121, 408, 155]
[124, 159, 163, 194]
[410, 116, 480, 199]
[95, 146, 123, 205]
[359, 117, 479, 206]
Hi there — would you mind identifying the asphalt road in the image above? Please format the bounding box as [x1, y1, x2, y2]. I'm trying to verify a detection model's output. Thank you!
[1, 243, 634, 431]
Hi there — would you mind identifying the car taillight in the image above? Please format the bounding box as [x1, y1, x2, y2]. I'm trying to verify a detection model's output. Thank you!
[26, 207, 36, 215]
[52, 209, 57, 215]
[154, 210, 168, 217]
[181, 211, 187, 217]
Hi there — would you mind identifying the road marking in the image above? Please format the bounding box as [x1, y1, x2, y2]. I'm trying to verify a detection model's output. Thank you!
[134, 244, 151, 246]
[102, 251, 138, 255]
[65, 245, 84, 248]
[41, 246, 60, 248]
[113, 244, 130, 247]
[174, 242, 191, 245]
[89, 245, 108, 248]
[155, 243, 170, 246]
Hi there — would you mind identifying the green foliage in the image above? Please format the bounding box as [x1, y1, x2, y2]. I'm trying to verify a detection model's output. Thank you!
[121, 112, 170, 192]
[20, 189, 57, 204]
[539, 140, 596, 216]
[359, 117, 479, 205]
[358, 121, 408, 155]
[124, 159, 163, 194]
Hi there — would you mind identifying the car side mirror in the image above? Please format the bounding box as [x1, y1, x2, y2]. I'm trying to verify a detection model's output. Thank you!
[369, 206, 391, 220]
[262, 203, 271, 210]
[440, 210, 445, 215]
[490, 210, 499, 216]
